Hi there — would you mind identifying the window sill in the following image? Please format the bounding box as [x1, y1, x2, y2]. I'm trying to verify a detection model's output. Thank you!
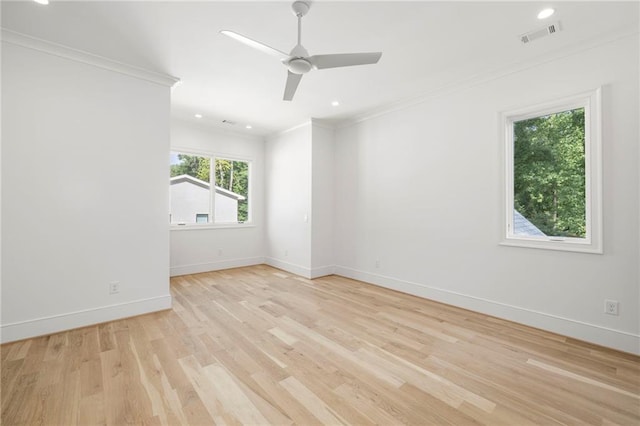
[170, 223, 256, 231]
[500, 238, 603, 254]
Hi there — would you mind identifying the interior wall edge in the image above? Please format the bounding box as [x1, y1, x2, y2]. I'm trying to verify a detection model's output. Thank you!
[333, 265, 640, 355]
[309, 265, 336, 279]
[265, 119, 312, 141]
[0, 295, 172, 345]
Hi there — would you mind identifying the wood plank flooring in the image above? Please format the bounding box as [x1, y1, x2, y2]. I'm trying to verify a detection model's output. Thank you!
[2, 265, 639, 425]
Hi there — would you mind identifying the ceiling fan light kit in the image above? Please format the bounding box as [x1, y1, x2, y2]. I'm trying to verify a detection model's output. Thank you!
[288, 58, 312, 74]
[221, 1, 382, 101]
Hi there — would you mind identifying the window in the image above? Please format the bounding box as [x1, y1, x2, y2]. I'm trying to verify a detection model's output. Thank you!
[502, 89, 602, 253]
[170, 151, 250, 225]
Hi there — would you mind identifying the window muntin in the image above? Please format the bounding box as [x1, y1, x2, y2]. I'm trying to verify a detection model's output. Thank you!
[170, 152, 251, 226]
[502, 89, 602, 253]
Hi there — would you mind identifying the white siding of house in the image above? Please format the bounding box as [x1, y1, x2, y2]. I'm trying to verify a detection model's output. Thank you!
[170, 181, 210, 224]
[169, 180, 240, 224]
[215, 192, 239, 223]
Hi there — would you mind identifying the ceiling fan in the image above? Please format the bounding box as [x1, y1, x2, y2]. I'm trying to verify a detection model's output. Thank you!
[221, 1, 382, 101]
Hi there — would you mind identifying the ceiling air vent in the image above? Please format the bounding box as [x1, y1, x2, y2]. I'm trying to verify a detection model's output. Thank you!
[520, 21, 561, 44]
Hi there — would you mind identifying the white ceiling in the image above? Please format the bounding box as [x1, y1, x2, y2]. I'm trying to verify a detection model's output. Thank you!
[2, 1, 638, 135]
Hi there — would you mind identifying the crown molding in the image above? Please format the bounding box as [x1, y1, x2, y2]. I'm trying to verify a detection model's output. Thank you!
[310, 118, 336, 131]
[335, 26, 639, 130]
[266, 120, 312, 141]
[1, 28, 180, 87]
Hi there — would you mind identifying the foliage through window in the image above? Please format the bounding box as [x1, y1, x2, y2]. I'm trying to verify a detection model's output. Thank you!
[170, 152, 250, 225]
[513, 108, 585, 238]
[502, 89, 602, 253]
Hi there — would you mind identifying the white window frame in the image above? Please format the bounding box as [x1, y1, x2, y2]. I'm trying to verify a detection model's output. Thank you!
[170, 149, 253, 229]
[500, 88, 602, 254]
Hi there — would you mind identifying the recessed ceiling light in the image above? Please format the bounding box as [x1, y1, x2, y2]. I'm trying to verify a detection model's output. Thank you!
[537, 8, 555, 19]
[246, 125, 252, 129]
[34, 0, 49, 4]
[194, 114, 203, 119]
[331, 101, 340, 107]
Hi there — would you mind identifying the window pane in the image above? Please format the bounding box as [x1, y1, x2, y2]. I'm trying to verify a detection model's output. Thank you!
[512, 108, 586, 238]
[170, 152, 210, 182]
[195, 213, 209, 223]
[214, 158, 249, 223]
[169, 152, 211, 224]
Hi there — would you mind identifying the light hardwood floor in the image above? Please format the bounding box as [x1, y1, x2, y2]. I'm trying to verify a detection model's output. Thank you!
[2, 265, 639, 425]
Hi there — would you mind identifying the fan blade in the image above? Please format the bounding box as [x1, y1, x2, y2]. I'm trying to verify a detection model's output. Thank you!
[283, 71, 303, 101]
[220, 30, 289, 60]
[308, 52, 382, 70]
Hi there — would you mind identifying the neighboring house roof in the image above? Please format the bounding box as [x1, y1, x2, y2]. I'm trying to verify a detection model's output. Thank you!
[514, 210, 546, 237]
[170, 174, 246, 200]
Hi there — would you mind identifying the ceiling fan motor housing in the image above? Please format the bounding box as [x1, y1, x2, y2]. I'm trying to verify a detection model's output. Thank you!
[287, 58, 312, 74]
[291, 1, 310, 17]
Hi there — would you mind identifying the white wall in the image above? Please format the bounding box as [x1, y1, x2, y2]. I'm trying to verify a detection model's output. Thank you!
[1, 40, 174, 343]
[170, 120, 265, 276]
[264, 122, 313, 277]
[310, 121, 335, 277]
[264, 120, 336, 279]
[333, 35, 639, 354]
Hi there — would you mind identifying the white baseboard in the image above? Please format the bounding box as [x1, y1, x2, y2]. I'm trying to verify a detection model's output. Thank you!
[0, 295, 172, 344]
[310, 265, 335, 279]
[178, 257, 334, 279]
[170, 257, 265, 277]
[264, 257, 313, 278]
[334, 265, 640, 355]
[10, 262, 634, 354]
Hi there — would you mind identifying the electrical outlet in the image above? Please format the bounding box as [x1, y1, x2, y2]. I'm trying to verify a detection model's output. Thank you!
[604, 299, 619, 316]
[284, 249, 288, 257]
[109, 281, 120, 295]
[375, 259, 380, 268]
[218, 248, 223, 256]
